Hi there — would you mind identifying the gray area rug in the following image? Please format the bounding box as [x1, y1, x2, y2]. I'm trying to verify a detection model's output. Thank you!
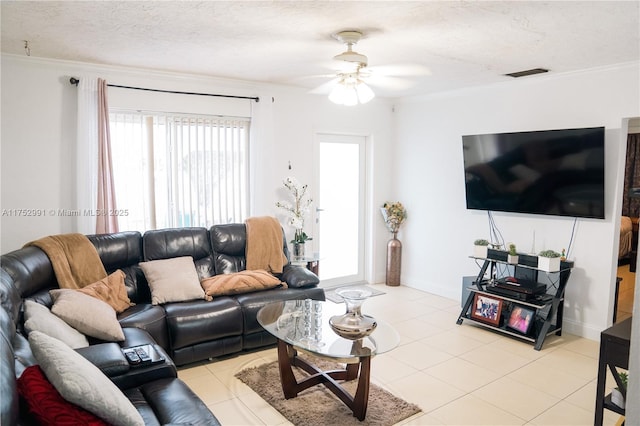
[235, 357, 421, 426]
[324, 285, 386, 304]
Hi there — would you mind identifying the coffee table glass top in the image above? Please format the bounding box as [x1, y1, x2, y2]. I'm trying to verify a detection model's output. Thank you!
[257, 299, 399, 359]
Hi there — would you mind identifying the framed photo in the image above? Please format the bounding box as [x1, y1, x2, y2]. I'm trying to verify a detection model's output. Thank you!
[507, 305, 535, 334]
[471, 294, 503, 326]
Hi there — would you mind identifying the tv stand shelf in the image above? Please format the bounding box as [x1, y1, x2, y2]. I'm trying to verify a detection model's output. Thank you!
[456, 251, 573, 351]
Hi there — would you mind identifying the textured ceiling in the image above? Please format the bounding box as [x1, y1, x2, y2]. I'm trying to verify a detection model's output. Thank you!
[2, 1, 639, 98]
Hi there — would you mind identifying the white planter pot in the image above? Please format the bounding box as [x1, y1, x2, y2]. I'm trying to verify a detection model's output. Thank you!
[474, 245, 488, 259]
[537, 256, 561, 272]
[507, 254, 519, 264]
[611, 388, 625, 409]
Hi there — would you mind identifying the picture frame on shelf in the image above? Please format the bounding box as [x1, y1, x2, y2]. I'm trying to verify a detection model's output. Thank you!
[471, 294, 503, 326]
[507, 305, 535, 335]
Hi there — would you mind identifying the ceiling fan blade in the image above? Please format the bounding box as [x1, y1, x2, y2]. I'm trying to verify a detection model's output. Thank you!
[309, 78, 340, 95]
[368, 63, 431, 77]
[363, 74, 414, 90]
[292, 73, 336, 82]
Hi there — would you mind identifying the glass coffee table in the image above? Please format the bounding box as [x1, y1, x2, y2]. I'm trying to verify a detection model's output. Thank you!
[257, 299, 399, 421]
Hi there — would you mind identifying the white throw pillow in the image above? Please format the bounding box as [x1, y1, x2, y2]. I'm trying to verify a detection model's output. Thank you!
[23, 300, 89, 349]
[50, 289, 125, 341]
[139, 256, 206, 305]
[28, 331, 144, 426]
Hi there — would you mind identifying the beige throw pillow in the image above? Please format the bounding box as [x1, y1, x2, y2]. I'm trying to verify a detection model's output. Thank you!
[23, 300, 89, 349]
[139, 256, 207, 305]
[28, 331, 144, 426]
[50, 289, 125, 341]
[77, 269, 133, 313]
[200, 269, 284, 298]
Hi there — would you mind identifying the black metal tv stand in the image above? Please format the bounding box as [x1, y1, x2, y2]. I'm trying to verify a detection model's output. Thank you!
[456, 249, 574, 351]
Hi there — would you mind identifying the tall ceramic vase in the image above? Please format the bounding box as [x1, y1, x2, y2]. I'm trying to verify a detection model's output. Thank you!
[386, 232, 402, 286]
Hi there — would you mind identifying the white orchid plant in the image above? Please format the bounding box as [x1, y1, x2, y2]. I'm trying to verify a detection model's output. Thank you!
[275, 177, 313, 244]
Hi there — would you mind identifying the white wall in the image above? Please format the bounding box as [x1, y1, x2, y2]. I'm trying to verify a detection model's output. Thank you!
[4, 53, 639, 339]
[0, 54, 395, 285]
[394, 63, 640, 339]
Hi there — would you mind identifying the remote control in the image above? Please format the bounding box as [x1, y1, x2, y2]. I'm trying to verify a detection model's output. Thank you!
[125, 350, 141, 365]
[135, 347, 151, 363]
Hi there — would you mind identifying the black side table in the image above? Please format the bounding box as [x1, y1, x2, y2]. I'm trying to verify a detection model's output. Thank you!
[594, 317, 632, 425]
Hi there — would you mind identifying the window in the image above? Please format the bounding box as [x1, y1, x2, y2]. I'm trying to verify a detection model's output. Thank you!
[109, 111, 249, 231]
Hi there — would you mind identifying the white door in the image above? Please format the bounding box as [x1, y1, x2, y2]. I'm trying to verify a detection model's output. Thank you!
[315, 133, 366, 287]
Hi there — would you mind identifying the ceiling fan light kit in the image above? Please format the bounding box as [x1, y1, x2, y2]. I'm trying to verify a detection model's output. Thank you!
[328, 74, 375, 106]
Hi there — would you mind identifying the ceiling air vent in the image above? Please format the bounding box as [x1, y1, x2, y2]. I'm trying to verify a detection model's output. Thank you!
[505, 68, 549, 78]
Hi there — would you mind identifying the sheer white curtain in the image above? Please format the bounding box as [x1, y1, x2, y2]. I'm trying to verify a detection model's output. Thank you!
[76, 77, 98, 234]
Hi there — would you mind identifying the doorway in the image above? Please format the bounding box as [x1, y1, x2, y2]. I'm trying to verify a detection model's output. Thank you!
[615, 117, 640, 323]
[315, 133, 366, 287]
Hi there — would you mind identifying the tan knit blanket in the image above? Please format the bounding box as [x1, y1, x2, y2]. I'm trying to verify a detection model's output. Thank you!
[245, 216, 287, 274]
[26, 233, 107, 289]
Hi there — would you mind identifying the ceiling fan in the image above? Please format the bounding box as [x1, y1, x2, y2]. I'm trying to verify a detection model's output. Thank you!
[315, 29, 429, 106]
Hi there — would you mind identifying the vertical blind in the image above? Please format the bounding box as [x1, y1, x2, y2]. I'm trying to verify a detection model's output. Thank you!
[109, 111, 250, 232]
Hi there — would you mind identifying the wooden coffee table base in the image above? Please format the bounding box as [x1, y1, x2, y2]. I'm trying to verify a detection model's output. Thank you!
[277, 339, 371, 421]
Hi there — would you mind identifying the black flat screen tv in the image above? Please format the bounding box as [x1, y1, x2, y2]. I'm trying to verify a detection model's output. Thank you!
[462, 127, 605, 219]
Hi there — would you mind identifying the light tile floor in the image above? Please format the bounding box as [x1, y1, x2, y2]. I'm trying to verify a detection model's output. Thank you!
[177, 285, 624, 425]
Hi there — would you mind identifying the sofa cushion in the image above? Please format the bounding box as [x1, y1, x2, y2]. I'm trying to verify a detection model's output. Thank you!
[174, 336, 243, 366]
[77, 269, 133, 313]
[163, 298, 243, 350]
[0, 246, 57, 302]
[200, 270, 284, 298]
[50, 289, 124, 341]
[88, 231, 143, 271]
[17, 364, 108, 425]
[88, 231, 148, 304]
[28, 331, 144, 426]
[139, 256, 207, 305]
[124, 378, 220, 426]
[118, 304, 169, 350]
[0, 269, 22, 323]
[23, 300, 89, 348]
[142, 227, 215, 279]
[210, 223, 248, 273]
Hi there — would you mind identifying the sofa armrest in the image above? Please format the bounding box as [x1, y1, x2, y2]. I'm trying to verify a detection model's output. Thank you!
[77, 341, 178, 390]
[110, 343, 177, 389]
[280, 264, 319, 288]
[75, 343, 130, 377]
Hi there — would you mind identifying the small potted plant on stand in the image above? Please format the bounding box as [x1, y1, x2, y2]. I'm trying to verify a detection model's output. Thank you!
[507, 243, 519, 264]
[611, 371, 628, 409]
[538, 250, 562, 272]
[474, 239, 489, 258]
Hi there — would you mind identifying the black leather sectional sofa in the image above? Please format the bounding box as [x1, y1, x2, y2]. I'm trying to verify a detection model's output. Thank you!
[1, 224, 324, 425]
